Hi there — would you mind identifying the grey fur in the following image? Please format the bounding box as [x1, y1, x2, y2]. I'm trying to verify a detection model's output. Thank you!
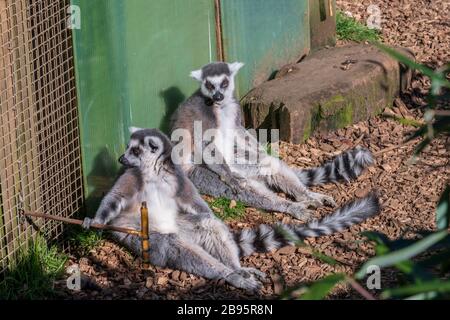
[170, 62, 375, 220]
[84, 129, 381, 292]
[201, 62, 231, 78]
[233, 193, 380, 256]
[295, 146, 374, 187]
[83, 128, 264, 291]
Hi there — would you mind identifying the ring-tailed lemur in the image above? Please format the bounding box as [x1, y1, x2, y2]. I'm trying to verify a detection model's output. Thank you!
[169, 61, 376, 220]
[83, 128, 381, 291]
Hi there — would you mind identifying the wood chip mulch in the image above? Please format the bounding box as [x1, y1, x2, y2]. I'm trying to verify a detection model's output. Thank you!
[55, 0, 449, 300]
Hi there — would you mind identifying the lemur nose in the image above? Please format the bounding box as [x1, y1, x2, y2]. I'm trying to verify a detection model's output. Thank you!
[212, 92, 224, 101]
[118, 155, 126, 165]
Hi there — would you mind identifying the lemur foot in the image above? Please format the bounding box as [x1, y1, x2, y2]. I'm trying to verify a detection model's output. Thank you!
[225, 270, 262, 292]
[238, 267, 267, 281]
[305, 192, 336, 208]
[286, 203, 314, 221]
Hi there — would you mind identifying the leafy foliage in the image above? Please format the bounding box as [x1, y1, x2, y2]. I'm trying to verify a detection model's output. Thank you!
[373, 42, 450, 157]
[285, 46, 450, 300]
[436, 186, 450, 231]
[298, 273, 346, 300]
[0, 236, 67, 299]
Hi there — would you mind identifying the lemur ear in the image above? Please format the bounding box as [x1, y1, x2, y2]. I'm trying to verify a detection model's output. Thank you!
[228, 62, 244, 75]
[129, 126, 142, 134]
[189, 69, 203, 81]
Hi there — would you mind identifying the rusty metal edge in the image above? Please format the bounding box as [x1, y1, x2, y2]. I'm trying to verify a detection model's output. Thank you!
[214, 0, 224, 62]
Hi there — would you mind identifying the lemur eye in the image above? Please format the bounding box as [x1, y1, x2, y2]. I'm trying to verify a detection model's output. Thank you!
[205, 81, 214, 91]
[148, 141, 159, 153]
[131, 147, 141, 156]
[221, 79, 229, 88]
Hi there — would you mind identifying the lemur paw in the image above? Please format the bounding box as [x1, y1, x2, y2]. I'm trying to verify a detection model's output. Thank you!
[81, 217, 93, 230]
[321, 195, 336, 207]
[225, 271, 262, 292]
[287, 203, 314, 221]
[238, 267, 267, 281]
[306, 192, 336, 208]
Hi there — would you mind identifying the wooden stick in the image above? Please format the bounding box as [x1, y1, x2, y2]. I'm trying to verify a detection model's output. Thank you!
[346, 277, 377, 300]
[23, 211, 141, 236]
[140, 202, 150, 269]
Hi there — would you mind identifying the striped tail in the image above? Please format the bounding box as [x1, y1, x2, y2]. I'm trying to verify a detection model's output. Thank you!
[297, 146, 374, 187]
[234, 193, 381, 257]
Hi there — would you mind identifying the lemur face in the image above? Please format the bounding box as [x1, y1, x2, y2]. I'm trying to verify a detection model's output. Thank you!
[119, 128, 172, 169]
[190, 62, 244, 105]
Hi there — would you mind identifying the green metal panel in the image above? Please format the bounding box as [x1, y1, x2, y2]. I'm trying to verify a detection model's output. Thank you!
[220, 0, 310, 97]
[72, 0, 217, 209]
[309, 0, 336, 51]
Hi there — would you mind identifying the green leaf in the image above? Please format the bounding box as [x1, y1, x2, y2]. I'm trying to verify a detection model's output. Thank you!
[382, 280, 450, 299]
[373, 42, 450, 89]
[361, 231, 413, 254]
[361, 231, 390, 245]
[404, 292, 439, 300]
[360, 231, 436, 282]
[362, 243, 434, 281]
[436, 185, 450, 230]
[356, 231, 448, 279]
[299, 273, 346, 300]
[418, 248, 450, 269]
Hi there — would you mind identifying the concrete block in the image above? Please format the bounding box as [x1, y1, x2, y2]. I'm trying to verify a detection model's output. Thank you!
[242, 44, 414, 143]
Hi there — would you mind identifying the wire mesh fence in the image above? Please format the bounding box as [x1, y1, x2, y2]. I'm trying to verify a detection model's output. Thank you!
[0, 0, 83, 272]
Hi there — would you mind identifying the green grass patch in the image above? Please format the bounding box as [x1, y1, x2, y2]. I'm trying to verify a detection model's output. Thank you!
[336, 11, 380, 42]
[382, 113, 424, 128]
[0, 236, 67, 300]
[67, 226, 103, 255]
[209, 197, 246, 221]
[396, 117, 424, 128]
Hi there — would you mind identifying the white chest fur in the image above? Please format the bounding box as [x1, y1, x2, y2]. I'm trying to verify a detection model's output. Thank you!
[215, 102, 239, 164]
[143, 181, 179, 234]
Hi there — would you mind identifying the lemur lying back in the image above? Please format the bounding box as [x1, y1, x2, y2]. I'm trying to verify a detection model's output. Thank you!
[170, 61, 376, 220]
[83, 128, 380, 291]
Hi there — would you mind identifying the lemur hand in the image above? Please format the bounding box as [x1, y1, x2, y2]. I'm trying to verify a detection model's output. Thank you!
[81, 217, 93, 230]
[81, 218, 104, 236]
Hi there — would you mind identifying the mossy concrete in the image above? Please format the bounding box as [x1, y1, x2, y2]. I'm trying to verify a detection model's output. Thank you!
[242, 44, 414, 143]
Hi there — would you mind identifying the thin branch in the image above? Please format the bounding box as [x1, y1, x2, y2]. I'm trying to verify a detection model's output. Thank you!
[22, 211, 141, 236]
[346, 277, 377, 300]
[434, 110, 450, 116]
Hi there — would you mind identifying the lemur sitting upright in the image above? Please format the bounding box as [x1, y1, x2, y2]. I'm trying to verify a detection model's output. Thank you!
[170, 62, 376, 220]
[83, 128, 380, 292]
